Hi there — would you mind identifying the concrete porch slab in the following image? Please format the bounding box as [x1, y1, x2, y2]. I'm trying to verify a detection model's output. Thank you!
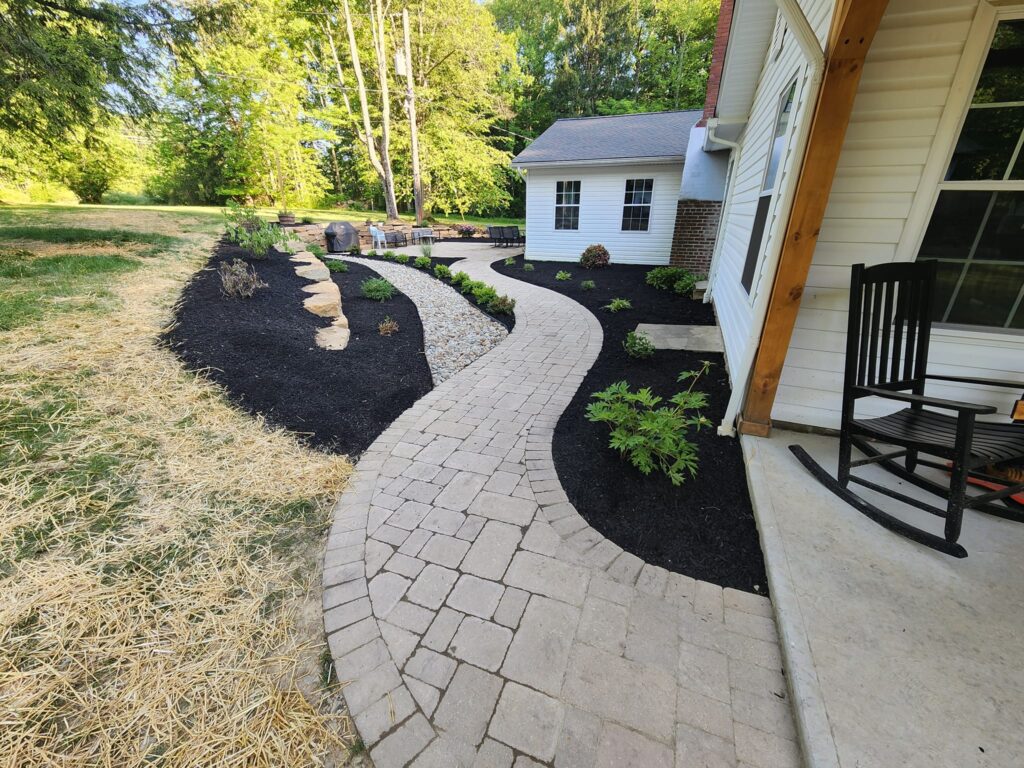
[742, 430, 1024, 768]
[634, 323, 725, 353]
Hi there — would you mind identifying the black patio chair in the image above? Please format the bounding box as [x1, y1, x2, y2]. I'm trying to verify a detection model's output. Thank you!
[790, 260, 1024, 557]
[503, 226, 524, 247]
[486, 226, 503, 247]
[384, 230, 408, 248]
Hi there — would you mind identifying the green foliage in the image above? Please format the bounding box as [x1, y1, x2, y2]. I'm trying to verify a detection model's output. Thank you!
[395, 254, 410, 265]
[308, 244, 326, 258]
[581, 279, 595, 291]
[360, 278, 395, 302]
[674, 274, 701, 296]
[366, 249, 378, 257]
[326, 260, 348, 273]
[622, 330, 655, 359]
[504, 257, 516, 266]
[646, 266, 694, 291]
[555, 270, 572, 281]
[487, 294, 516, 315]
[522, 263, 535, 272]
[218, 259, 267, 298]
[603, 297, 632, 312]
[579, 244, 610, 268]
[450, 271, 470, 286]
[472, 282, 499, 307]
[414, 256, 432, 270]
[235, 220, 284, 260]
[434, 264, 452, 280]
[382, 250, 396, 260]
[420, 242, 433, 259]
[585, 363, 712, 485]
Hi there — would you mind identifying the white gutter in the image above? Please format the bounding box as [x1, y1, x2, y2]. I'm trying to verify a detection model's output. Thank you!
[717, 0, 826, 437]
[705, 118, 742, 150]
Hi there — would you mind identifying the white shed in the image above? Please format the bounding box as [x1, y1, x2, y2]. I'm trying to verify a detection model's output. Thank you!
[511, 111, 703, 265]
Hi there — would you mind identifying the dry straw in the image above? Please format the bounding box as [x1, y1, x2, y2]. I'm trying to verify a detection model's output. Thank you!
[0, 212, 356, 767]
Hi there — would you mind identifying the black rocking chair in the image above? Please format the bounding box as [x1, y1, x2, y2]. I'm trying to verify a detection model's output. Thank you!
[790, 260, 1024, 557]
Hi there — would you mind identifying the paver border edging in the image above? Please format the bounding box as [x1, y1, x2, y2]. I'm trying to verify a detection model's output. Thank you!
[741, 435, 839, 768]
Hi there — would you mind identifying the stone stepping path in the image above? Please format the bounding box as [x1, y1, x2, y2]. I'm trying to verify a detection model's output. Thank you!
[288, 247, 350, 350]
[344, 256, 507, 385]
[324, 252, 800, 768]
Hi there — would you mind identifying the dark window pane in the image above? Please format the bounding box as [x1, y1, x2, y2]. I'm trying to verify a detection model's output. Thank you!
[946, 262, 1024, 327]
[742, 195, 773, 292]
[946, 107, 1024, 181]
[918, 190, 991, 261]
[972, 20, 1024, 105]
[621, 206, 650, 231]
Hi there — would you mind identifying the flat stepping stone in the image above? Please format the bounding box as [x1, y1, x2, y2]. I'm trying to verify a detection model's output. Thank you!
[303, 281, 342, 318]
[634, 323, 724, 353]
[317, 324, 350, 350]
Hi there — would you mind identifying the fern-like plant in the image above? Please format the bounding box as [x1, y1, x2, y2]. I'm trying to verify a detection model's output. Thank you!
[556, 270, 572, 281]
[603, 297, 632, 312]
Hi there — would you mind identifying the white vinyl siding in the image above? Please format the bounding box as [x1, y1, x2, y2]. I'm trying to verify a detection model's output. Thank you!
[772, 0, 1024, 429]
[523, 164, 682, 264]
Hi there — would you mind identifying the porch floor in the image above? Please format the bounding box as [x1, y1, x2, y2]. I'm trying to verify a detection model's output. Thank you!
[743, 430, 1024, 768]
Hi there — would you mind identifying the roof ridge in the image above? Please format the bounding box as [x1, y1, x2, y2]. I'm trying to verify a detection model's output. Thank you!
[552, 109, 703, 123]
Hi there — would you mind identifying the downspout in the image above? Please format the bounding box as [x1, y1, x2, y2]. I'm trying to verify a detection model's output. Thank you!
[717, 0, 826, 437]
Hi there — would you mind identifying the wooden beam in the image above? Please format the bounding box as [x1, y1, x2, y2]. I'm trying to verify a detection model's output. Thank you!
[738, 0, 889, 436]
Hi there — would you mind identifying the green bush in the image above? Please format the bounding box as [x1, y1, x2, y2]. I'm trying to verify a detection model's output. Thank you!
[603, 297, 632, 312]
[487, 294, 516, 315]
[395, 254, 410, 265]
[585, 363, 712, 485]
[360, 277, 395, 301]
[523, 263, 534, 272]
[673, 274, 700, 296]
[555, 270, 572, 281]
[348, 244, 362, 256]
[301, 215, 315, 224]
[308, 243, 326, 257]
[504, 257, 516, 266]
[622, 330, 655, 359]
[414, 256, 432, 269]
[366, 249, 378, 257]
[327, 259, 348, 273]
[579, 244, 610, 268]
[434, 264, 452, 280]
[236, 221, 286, 260]
[581, 280, 596, 291]
[382, 250, 397, 261]
[646, 266, 694, 291]
[472, 283, 499, 307]
[450, 271, 470, 286]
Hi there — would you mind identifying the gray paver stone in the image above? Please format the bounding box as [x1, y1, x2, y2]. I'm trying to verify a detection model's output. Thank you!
[489, 682, 564, 762]
[433, 663, 504, 747]
[447, 574, 505, 619]
[502, 595, 580, 695]
[449, 616, 514, 671]
[460, 521, 522, 580]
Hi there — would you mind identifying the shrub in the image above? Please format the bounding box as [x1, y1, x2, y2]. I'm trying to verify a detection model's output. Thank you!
[327, 259, 348, 273]
[308, 243, 326, 257]
[378, 316, 399, 336]
[454, 223, 477, 238]
[218, 259, 267, 298]
[555, 270, 572, 281]
[487, 294, 516, 315]
[504, 257, 516, 266]
[236, 221, 285, 260]
[646, 266, 693, 291]
[420, 242, 433, 259]
[581, 280, 596, 291]
[472, 283, 498, 307]
[673, 274, 701, 296]
[603, 297, 632, 312]
[395, 254, 410, 265]
[522, 263, 535, 272]
[579, 244, 610, 269]
[434, 264, 452, 280]
[414, 256, 432, 269]
[622, 330, 655, 359]
[450, 271, 470, 286]
[361, 277, 395, 301]
[382, 250, 397, 261]
[585, 362, 712, 485]
[366, 249, 378, 257]
[301, 215, 315, 224]
[223, 200, 261, 235]
[348, 244, 362, 256]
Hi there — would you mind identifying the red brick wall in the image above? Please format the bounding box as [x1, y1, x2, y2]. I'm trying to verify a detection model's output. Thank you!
[698, 0, 735, 128]
[669, 199, 721, 273]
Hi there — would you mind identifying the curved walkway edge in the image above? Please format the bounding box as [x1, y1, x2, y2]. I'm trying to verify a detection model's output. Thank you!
[323, 251, 800, 768]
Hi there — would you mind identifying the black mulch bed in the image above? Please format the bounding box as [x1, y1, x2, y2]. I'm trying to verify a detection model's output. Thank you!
[164, 239, 432, 457]
[493, 255, 767, 593]
[350, 252, 515, 332]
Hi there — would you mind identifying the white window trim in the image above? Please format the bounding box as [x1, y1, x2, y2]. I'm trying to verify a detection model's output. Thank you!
[620, 177, 655, 234]
[896, 2, 1024, 337]
[553, 180, 581, 232]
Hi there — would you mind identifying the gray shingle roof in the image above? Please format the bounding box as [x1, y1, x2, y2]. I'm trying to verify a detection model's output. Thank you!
[512, 110, 702, 166]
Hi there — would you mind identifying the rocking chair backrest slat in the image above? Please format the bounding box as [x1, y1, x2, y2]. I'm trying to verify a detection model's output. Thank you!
[844, 261, 936, 400]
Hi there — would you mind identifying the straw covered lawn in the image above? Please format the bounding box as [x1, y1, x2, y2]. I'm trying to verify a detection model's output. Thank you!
[0, 207, 358, 766]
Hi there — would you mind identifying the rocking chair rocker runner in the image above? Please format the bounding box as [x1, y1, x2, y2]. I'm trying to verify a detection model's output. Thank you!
[790, 260, 1024, 557]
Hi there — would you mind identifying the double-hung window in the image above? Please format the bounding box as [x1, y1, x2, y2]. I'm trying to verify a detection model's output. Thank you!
[917, 19, 1024, 331]
[555, 180, 581, 230]
[622, 179, 654, 231]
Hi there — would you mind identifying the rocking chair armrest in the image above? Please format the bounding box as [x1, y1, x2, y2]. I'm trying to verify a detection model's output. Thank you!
[854, 386, 997, 415]
[925, 374, 1024, 390]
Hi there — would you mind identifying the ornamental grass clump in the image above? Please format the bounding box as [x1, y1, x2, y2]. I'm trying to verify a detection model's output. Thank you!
[382, 250, 396, 261]
[603, 297, 632, 312]
[308, 244, 326, 257]
[586, 362, 712, 486]
[420, 242, 433, 259]
[579, 244, 610, 268]
[218, 259, 267, 298]
[326, 259, 348, 273]
[504, 257, 516, 266]
[556, 270, 572, 281]
[623, 330, 655, 359]
[360, 277, 395, 301]
[523, 263, 535, 272]
[581, 280, 596, 291]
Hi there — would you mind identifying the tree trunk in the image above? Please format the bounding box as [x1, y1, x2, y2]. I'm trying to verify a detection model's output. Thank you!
[369, 0, 400, 221]
[402, 9, 424, 224]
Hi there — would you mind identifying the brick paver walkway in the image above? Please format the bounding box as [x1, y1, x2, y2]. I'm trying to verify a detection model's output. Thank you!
[324, 251, 801, 768]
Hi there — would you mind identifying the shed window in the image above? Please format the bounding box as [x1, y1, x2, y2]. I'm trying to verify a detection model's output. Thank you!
[622, 178, 654, 231]
[555, 180, 581, 230]
[918, 19, 1024, 330]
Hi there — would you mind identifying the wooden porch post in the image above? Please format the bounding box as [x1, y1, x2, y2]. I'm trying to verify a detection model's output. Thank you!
[737, 0, 889, 437]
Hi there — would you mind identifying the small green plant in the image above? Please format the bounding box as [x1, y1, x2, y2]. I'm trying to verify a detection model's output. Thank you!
[395, 254, 410, 265]
[523, 263, 535, 272]
[556, 270, 572, 281]
[218, 259, 267, 298]
[378, 316, 399, 335]
[235, 220, 286, 260]
[673, 274, 701, 296]
[366, 249, 378, 257]
[585, 362, 712, 485]
[622, 330, 655, 359]
[603, 297, 632, 312]
[327, 259, 348, 273]
[581, 280, 596, 291]
[361, 277, 395, 301]
[646, 266, 694, 291]
[487, 294, 516, 315]
[420, 242, 433, 259]
[450, 271, 470, 286]
[504, 256, 516, 266]
[472, 283, 499, 306]
[580, 244, 610, 268]
[382, 250, 397, 261]
[308, 243, 326, 257]
[414, 255, 432, 269]
[434, 264, 452, 280]
[301, 215, 315, 224]
[347, 243, 362, 256]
